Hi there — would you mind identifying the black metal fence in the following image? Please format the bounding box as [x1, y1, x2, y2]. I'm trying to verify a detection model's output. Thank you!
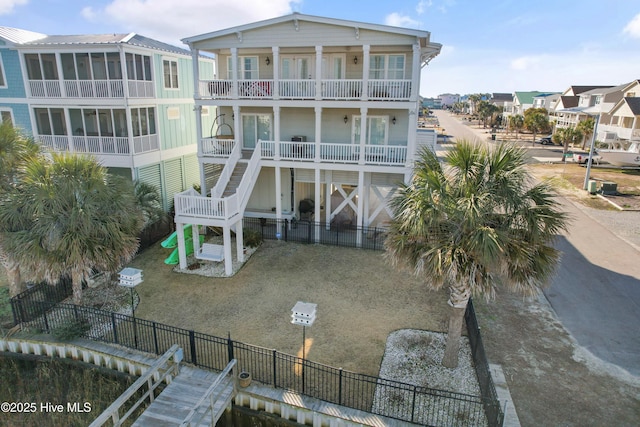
[10, 277, 72, 324]
[465, 299, 504, 427]
[11, 296, 501, 426]
[243, 217, 388, 251]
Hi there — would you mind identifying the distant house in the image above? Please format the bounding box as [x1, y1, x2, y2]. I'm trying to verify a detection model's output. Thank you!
[596, 80, 640, 143]
[509, 91, 557, 116]
[175, 13, 442, 274]
[549, 85, 613, 129]
[438, 93, 460, 108]
[0, 27, 215, 210]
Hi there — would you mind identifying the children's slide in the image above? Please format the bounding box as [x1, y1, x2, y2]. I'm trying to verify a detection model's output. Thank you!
[164, 235, 205, 265]
[161, 224, 194, 249]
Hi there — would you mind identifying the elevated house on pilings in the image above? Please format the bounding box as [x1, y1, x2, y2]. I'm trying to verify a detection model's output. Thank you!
[177, 13, 442, 274]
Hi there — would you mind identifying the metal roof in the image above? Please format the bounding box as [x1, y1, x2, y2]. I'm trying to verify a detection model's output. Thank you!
[0, 27, 191, 56]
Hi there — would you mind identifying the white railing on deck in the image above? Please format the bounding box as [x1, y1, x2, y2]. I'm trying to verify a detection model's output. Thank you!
[29, 80, 62, 98]
[133, 134, 159, 153]
[319, 143, 359, 163]
[73, 136, 130, 154]
[238, 80, 273, 98]
[368, 80, 411, 100]
[278, 80, 315, 99]
[198, 79, 411, 101]
[322, 79, 362, 99]
[280, 141, 315, 161]
[175, 188, 239, 221]
[201, 137, 236, 157]
[64, 80, 125, 98]
[38, 135, 69, 151]
[127, 80, 155, 98]
[364, 145, 407, 165]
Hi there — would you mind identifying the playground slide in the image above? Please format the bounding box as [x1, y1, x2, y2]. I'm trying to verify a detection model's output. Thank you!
[161, 224, 193, 248]
[164, 235, 205, 265]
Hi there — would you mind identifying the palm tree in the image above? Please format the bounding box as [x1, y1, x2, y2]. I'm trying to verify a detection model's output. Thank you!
[385, 142, 568, 368]
[134, 181, 166, 230]
[524, 108, 550, 146]
[0, 154, 144, 303]
[553, 126, 583, 161]
[0, 122, 41, 296]
[509, 115, 524, 139]
[576, 117, 596, 150]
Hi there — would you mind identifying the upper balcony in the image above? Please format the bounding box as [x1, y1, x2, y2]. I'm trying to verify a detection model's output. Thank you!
[199, 78, 412, 102]
[28, 79, 155, 99]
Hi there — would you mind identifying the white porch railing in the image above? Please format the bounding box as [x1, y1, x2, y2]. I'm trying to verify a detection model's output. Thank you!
[64, 80, 125, 98]
[198, 79, 412, 101]
[210, 141, 242, 198]
[174, 188, 239, 221]
[364, 145, 407, 165]
[133, 134, 159, 153]
[280, 141, 316, 161]
[201, 137, 236, 157]
[278, 80, 315, 99]
[319, 143, 360, 163]
[39, 134, 132, 155]
[29, 79, 152, 98]
[29, 80, 62, 98]
[322, 79, 362, 99]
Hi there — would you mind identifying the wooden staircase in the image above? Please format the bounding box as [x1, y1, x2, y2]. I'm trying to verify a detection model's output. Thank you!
[222, 162, 248, 197]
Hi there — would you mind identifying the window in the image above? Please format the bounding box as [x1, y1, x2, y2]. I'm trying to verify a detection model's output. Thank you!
[0, 57, 6, 88]
[163, 59, 179, 89]
[353, 116, 389, 145]
[126, 53, 152, 81]
[322, 55, 344, 79]
[241, 114, 271, 149]
[1, 110, 13, 125]
[24, 53, 58, 80]
[131, 107, 156, 137]
[34, 108, 67, 135]
[369, 54, 405, 79]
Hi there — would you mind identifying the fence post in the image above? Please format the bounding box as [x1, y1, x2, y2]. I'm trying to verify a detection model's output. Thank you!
[152, 322, 159, 355]
[227, 333, 234, 363]
[111, 312, 119, 345]
[307, 221, 312, 244]
[338, 368, 343, 405]
[411, 385, 417, 423]
[189, 330, 197, 366]
[272, 349, 277, 388]
[284, 219, 288, 241]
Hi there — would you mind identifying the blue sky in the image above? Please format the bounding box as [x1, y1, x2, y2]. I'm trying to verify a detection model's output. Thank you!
[2, 0, 639, 97]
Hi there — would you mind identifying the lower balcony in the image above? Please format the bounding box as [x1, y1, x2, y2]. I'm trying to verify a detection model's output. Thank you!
[201, 138, 408, 166]
[38, 134, 159, 155]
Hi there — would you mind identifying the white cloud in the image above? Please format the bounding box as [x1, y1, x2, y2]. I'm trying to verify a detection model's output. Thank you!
[0, 0, 28, 15]
[623, 13, 640, 39]
[416, 0, 432, 15]
[510, 55, 545, 71]
[384, 12, 420, 28]
[86, 0, 297, 46]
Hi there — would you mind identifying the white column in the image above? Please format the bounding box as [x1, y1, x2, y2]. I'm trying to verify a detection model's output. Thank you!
[236, 219, 244, 262]
[363, 172, 371, 226]
[231, 48, 238, 97]
[192, 224, 201, 257]
[411, 43, 420, 102]
[359, 107, 368, 164]
[314, 168, 321, 241]
[325, 171, 332, 228]
[191, 47, 200, 99]
[177, 223, 187, 269]
[274, 106, 281, 160]
[272, 46, 280, 99]
[275, 166, 282, 220]
[406, 109, 417, 166]
[314, 106, 322, 162]
[315, 45, 323, 101]
[362, 45, 370, 100]
[356, 170, 364, 247]
[233, 105, 241, 148]
[223, 226, 233, 275]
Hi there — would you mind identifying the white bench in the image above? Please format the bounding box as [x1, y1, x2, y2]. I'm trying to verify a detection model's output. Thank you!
[195, 243, 225, 262]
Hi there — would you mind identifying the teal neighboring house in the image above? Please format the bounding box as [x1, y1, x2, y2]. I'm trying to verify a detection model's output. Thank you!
[0, 27, 215, 210]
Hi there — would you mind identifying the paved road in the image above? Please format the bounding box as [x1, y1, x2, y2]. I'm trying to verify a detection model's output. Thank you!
[432, 109, 640, 377]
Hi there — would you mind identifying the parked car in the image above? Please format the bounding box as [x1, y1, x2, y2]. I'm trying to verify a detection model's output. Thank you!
[535, 135, 554, 145]
[566, 150, 601, 165]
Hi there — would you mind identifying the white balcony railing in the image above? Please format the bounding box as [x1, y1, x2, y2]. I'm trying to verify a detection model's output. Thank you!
[198, 79, 412, 101]
[174, 188, 239, 221]
[39, 134, 132, 155]
[133, 134, 159, 153]
[201, 137, 236, 157]
[29, 79, 152, 98]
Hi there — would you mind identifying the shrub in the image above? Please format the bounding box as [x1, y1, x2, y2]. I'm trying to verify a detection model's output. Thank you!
[52, 318, 91, 341]
[243, 228, 262, 248]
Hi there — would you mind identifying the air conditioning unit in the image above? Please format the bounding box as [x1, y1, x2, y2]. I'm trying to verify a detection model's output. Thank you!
[291, 136, 307, 142]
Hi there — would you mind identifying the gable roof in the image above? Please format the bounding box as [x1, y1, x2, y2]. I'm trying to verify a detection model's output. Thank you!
[514, 91, 556, 105]
[625, 97, 640, 115]
[183, 12, 434, 44]
[490, 93, 513, 102]
[0, 26, 191, 56]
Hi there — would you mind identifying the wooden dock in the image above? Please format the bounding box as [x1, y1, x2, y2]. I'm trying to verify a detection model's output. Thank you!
[132, 369, 234, 426]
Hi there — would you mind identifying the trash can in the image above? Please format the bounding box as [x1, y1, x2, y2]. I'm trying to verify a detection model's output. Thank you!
[587, 180, 597, 194]
[491, 134, 496, 141]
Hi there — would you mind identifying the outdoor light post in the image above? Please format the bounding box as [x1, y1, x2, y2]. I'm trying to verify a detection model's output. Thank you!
[118, 268, 143, 348]
[291, 301, 317, 394]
